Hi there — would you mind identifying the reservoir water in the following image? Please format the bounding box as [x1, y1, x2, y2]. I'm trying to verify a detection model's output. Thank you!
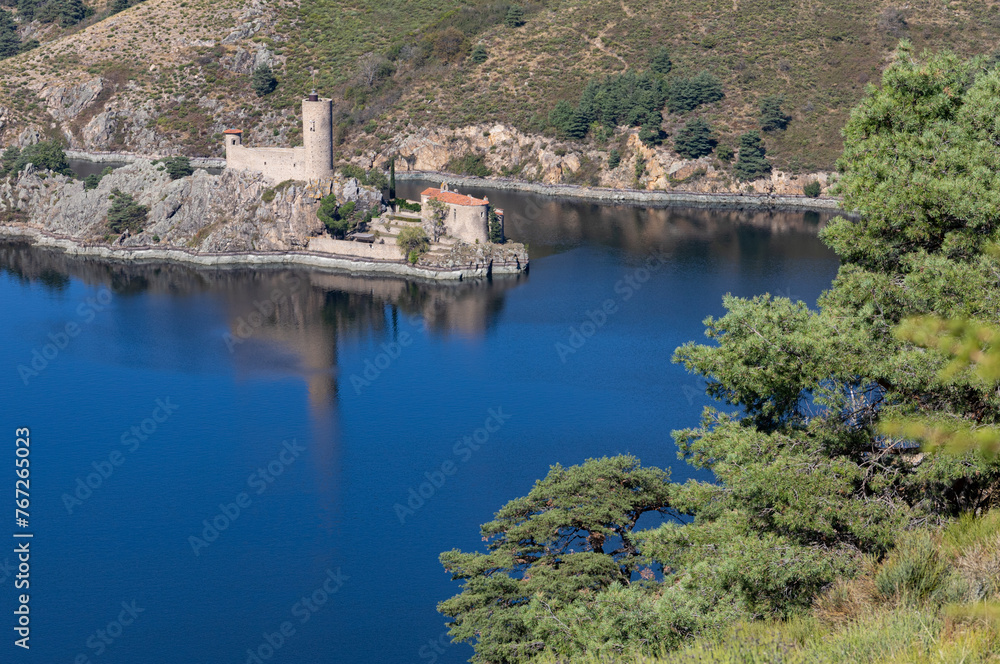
[0, 182, 840, 664]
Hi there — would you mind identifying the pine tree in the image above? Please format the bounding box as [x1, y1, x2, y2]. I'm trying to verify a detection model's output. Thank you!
[0, 8, 19, 59]
[251, 64, 278, 97]
[57, 0, 88, 27]
[733, 130, 771, 181]
[650, 46, 672, 75]
[504, 5, 524, 28]
[673, 118, 716, 158]
[759, 95, 792, 131]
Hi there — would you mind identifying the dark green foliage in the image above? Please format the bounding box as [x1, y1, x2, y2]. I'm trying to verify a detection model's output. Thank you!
[16, 0, 33, 20]
[445, 153, 490, 176]
[0, 146, 19, 176]
[106, 189, 148, 234]
[874, 531, 963, 604]
[365, 168, 388, 191]
[673, 117, 716, 158]
[2, 141, 73, 177]
[504, 4, 523, 27]
[108, 0, 143, 14]
[488, 207, 502, 243]
[607, 148, 621, 169]
[716, 143, 734, 162]
[439, 456, 675, 663]
[83, 173, 101, 190]
[0, 8, 18, 59]
[639, 121, 665, 146]
[339, 164, 389, 189]
[469, 43, 487, 64]
[667, 71, 724, 113]
[827, 44, 1000, 271]
[317, 194, 358, 238]
[388, 160, 395, 200]
[162, 156, 193, 180]
[251, 64, 278, 97]
[396, 225, 429, 261]
[759, 94, 792, 131]
[733, 130, 771, 181]
[803, 180, 821, 197]
[650, 46, 672, 75]
[392, 198, 420, 212]
[56, 0, 87, 27]
[18, 38, 38, 52]
[577, 71, 669, 130]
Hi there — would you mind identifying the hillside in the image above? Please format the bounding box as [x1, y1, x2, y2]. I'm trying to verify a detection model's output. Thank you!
[2, 0, 1000, 189]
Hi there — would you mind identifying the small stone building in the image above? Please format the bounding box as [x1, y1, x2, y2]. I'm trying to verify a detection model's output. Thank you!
[223, 91, 334, 182]
[420, 183, 501, 244]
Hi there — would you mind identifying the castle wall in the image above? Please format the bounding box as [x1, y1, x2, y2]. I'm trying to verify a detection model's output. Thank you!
[226, 145, 308, 183]
[224, 96, 335, 182]
[307, 236, 403, 261]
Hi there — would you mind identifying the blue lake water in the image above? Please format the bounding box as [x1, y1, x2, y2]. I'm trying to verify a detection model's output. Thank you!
[0, 183, 840, 664]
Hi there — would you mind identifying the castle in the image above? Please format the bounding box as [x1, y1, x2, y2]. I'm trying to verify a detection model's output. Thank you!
[223, 91, 334, 182]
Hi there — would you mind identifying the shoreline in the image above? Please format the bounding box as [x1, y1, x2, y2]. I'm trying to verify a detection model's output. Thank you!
[63, 151, 842, 212]
[393, 171, 843, 211]
[0, 225, 524, 281]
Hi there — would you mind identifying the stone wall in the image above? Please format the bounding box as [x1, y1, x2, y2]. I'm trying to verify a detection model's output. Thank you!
[307, 236, 402, 261]
[225, 144, 307, 183]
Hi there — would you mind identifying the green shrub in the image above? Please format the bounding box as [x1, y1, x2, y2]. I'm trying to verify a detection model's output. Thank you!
[504, 5, 524, 28]
[650, 46, 672, 75]
[674, 118, 716, 158]
[2, 141, 73, 177]
[469, 43, 488, 64]
[803, 180, 821, 197]
[397, 225, 429, 259]
[106, 190, 148, 234]
[488, 208, 503, 243]
[667, 71, 724, 113]
[392, 198, 421, 212]
[760, 95, 792, 131]
[875, 531, 965, 605]
[83, 174, 101, 190]
[162, 156, 193, 180]
[152, 235, 160, 243]
[446, 153, 491, 177]
[733, 130, 772, 181]
[261, 188, 276, 203]
[608, 148, 621, 169]
[716, 144, 734, 162]
[251, 64, 278, 97]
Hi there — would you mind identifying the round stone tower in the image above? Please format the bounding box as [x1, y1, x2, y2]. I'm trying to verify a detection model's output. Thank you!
[302, 91, 334, 179]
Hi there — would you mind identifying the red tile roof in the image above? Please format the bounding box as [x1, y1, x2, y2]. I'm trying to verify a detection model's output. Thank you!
[420, 188, 489, 207]
[223, 129, 243, 134]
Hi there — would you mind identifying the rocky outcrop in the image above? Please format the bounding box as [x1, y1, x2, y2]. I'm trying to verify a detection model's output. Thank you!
[0, 160, 374, 252]
[370, 123, 834, 197]
[0, 161, 527, 279]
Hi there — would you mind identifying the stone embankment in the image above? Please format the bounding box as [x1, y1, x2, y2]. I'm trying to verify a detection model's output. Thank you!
[0, 160, 527, 280]
[394, 171, 841, 211]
